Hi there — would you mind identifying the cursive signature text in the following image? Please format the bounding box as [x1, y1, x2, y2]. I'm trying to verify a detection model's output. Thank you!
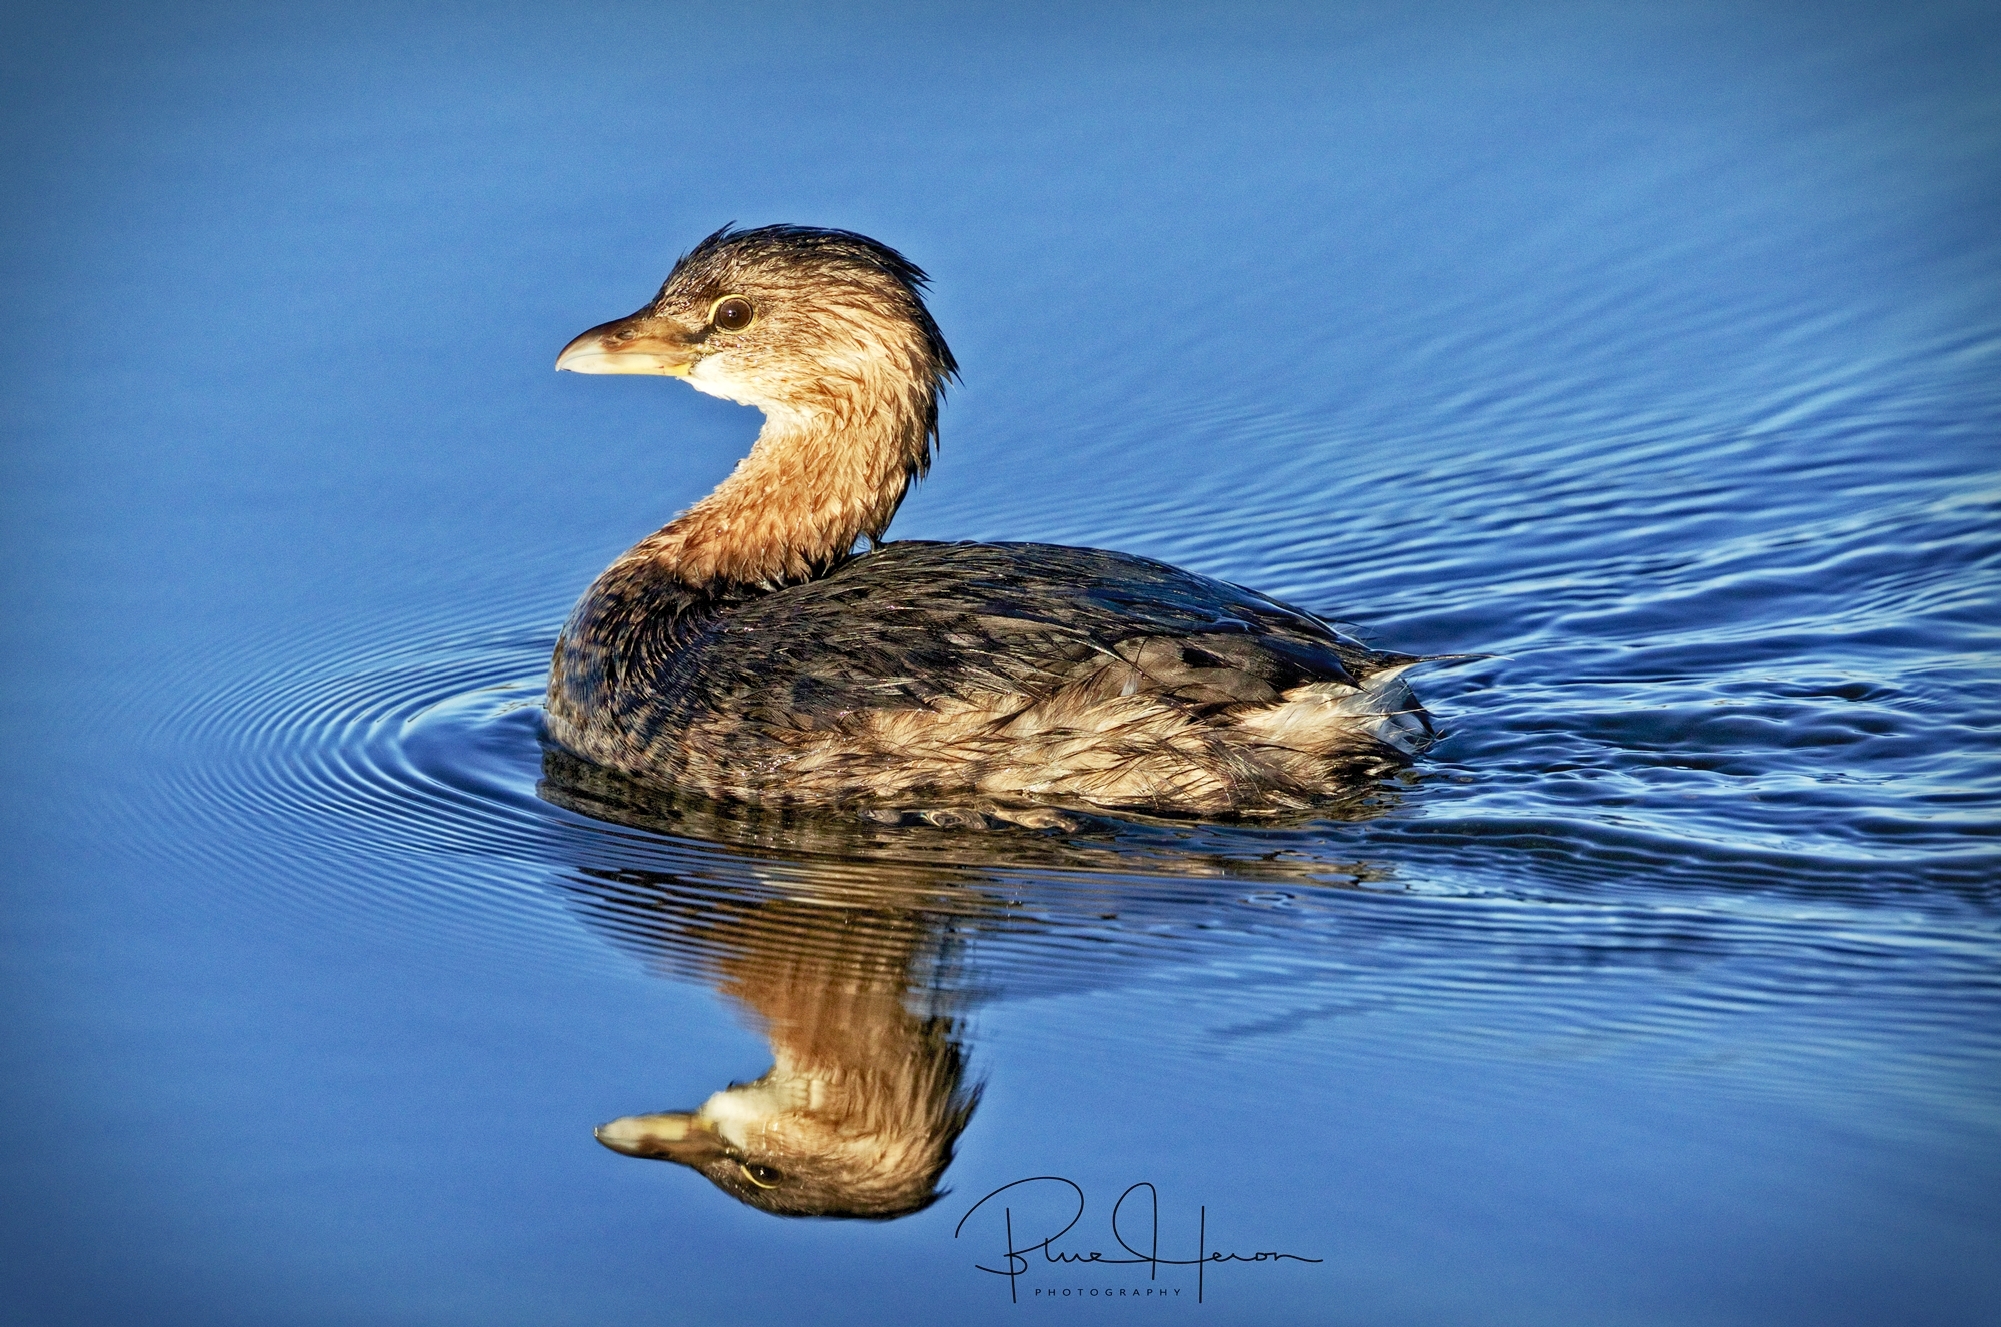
[954, 1177, 1322, 1304]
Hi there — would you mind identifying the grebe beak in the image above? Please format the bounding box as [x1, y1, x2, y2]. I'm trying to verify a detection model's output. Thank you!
[556, 312, 697, 376]
[593, 1110, 727, 1161]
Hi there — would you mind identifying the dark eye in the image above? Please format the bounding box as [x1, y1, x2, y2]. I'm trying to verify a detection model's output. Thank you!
[740, 1162, 781, 1188]
[711, 297, 755, 332]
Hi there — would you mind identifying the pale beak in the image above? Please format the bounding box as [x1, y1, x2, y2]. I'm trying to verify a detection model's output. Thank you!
[594, 1110, 729, 1162]
[556, 311, 698, 376]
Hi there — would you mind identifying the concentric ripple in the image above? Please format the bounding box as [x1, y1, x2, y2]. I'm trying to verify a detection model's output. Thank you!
[120, 566, 1999, 1089]
[136, 608, 1435, 995]
[119, 298, 2000, 1079]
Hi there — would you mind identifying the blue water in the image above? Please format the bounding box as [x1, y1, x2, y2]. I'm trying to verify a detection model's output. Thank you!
[4, 2, 1998, 1323]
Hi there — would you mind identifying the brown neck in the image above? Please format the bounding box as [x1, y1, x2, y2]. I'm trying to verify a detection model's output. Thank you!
[626, 404, 927, 592]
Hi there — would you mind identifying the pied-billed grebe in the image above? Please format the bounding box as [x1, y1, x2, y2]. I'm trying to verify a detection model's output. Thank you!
[549, 224, 1435, 818]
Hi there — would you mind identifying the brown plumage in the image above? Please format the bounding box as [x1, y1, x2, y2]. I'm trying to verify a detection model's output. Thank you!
[548, 224, 1436, 818]
[587, 885, 980, 1220]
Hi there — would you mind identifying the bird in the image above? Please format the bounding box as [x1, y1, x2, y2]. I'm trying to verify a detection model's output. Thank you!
[547, 224, 1437, 820]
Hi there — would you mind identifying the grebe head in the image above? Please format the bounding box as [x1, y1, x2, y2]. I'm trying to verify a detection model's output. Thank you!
[556, 225, 958, 588]
[557, 223, 956, 434]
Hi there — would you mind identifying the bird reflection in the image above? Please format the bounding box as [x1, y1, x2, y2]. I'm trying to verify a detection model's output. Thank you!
[543, 751, 989, 1219]
[538, 748, 1399, 1219]
[587, 891, 980, 1218]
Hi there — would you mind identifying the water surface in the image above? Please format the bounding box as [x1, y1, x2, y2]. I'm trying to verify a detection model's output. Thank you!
[4, 3, 1998, 1323]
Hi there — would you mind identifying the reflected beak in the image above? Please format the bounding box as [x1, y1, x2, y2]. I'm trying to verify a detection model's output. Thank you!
[595, 1110, 730, 1163]
[556, 312, 698, 376]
